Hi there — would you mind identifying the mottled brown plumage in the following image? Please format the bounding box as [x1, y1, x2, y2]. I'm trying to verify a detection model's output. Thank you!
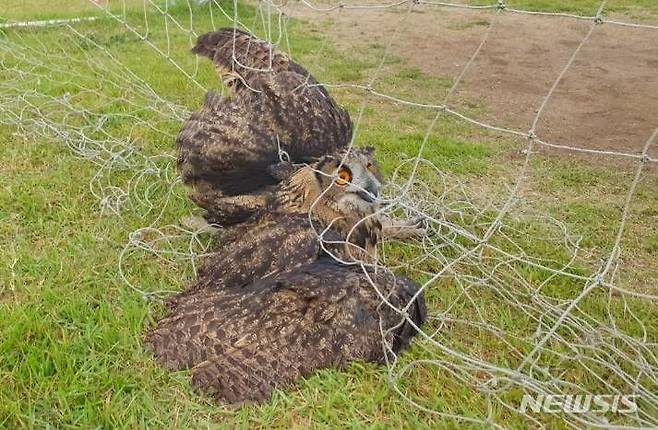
[147, 150, 426, 404]
[168, 151, 385, 310]
[147, 257, 426, 405]
[178, 28, 352, 224]
[192, 27, 326, 94]
[166, 212, 335, 311]
[147, 28, 428, 405]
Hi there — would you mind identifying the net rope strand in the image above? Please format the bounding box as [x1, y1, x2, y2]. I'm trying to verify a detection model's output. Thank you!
[5, 0, 658, 31]
[2, 0, 658, 428]
[87, 0, 658, 163]
[296, 0, 658, 31]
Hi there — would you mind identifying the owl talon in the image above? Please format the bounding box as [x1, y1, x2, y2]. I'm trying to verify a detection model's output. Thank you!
[180, 215, 220, 234]
[381, 215, 429, 240]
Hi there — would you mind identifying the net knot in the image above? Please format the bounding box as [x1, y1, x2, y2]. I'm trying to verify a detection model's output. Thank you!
[593, 273, 604, 285]
[496, 0, 506, 10]
[485, 376, 499, 388]
[527, 130, 537, 141]
[641, 154, 650, 163]
[594, 14, 604, 25]
[99, 194, 123, 215]
[278, 148, 291, 163]
[95, 114, 108, 131]
[276, 135, 291, 162]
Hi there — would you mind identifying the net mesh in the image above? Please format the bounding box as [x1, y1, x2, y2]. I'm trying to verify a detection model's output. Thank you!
[1, 0, 657, 427]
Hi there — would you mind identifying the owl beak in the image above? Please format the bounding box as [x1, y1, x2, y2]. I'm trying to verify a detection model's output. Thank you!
[357, 191, 376, 203]
[358, 185, 379, 203]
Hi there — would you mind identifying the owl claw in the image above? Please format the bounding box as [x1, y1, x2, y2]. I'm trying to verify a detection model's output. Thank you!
[381, 215, 429, 240]
[180, 215, 220, 234]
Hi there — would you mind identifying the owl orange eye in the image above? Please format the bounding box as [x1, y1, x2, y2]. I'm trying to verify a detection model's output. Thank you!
[335, 167, 352, 186]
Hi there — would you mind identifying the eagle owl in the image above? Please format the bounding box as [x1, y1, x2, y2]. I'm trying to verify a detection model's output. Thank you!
[147, 150, 427, 404]
[145, 28, 427, 405]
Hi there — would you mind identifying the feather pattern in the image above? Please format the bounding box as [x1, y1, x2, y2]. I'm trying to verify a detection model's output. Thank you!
[178, 29, 353, 199]
[148, 29, 426, 406]
[145, 258, 426, 405]
[191, 27, 326, 94]
[165, 213, 342, 310]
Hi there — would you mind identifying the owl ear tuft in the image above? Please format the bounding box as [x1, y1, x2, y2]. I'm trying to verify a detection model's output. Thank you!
[327, 155, 342, 168]
[315, 155, 341, 172]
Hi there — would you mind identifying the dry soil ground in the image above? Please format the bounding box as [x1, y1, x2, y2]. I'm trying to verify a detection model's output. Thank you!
[284, 4, 658, 159]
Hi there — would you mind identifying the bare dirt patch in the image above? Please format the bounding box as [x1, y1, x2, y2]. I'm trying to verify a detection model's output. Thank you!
[284, 5, 658, 159]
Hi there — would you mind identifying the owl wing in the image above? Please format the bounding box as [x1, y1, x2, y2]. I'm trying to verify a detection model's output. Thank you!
[192, 27, 325, 93]
[178, 28, 352, 198]
[176, 90, 277, 196]
[177, 70, 352, 197]
[145, 259, 426, 404]
[166, 213, 336, 310]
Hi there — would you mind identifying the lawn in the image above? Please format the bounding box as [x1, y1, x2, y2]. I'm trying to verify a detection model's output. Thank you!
[1, 1, 657, 429]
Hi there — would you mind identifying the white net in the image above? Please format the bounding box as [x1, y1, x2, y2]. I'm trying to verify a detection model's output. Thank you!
[2, 0, 657, 428]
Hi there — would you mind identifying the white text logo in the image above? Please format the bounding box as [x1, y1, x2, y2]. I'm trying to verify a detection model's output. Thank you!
[519, 394, 638, 414]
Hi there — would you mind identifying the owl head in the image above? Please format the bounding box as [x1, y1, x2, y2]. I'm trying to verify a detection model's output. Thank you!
[310, 147, 383, 214]
[267, 147, 384, 257]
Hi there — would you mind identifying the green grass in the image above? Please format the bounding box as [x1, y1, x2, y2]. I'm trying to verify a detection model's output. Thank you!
[2, 1, 658, 429]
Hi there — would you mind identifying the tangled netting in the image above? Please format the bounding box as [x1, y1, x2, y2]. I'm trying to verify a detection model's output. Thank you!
[1, 1, 657, 428]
